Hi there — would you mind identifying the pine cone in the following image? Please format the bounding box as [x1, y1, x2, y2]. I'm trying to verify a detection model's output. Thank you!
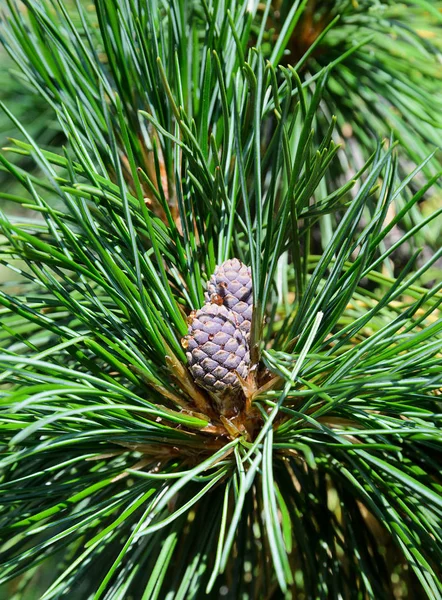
[205, 259, 253, 336]
[182, 304, 250, 396]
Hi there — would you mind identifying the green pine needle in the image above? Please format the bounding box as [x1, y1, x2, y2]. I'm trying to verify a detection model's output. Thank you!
[0, 1, 441, 598]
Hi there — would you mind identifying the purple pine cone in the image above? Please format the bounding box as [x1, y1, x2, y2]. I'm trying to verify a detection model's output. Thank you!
[182, 304, 250, 394]
[205, 259, 253, 336]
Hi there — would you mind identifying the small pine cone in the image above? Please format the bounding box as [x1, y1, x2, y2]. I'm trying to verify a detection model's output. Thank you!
[182, 304, 250, 397]
[205, 259, 253, 336]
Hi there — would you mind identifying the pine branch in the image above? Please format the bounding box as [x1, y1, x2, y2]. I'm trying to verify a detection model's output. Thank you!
[0, 1, 441, 598]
